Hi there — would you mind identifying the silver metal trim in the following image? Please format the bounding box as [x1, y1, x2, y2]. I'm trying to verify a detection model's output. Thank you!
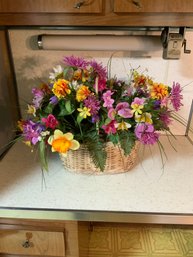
[37, 34, 43, 49]
[1, 208, 193, 224]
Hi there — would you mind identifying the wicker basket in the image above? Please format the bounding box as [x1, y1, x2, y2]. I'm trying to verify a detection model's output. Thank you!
[60, 142, 139, 175]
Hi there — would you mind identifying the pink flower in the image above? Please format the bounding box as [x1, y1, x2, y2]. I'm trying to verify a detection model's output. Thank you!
[115, 102, 133, 118]
[108, 108, 116, 120]
[135, 123, 159, 145]
[170, 82, 183, 111]
[102, 90, 114, 108]
[42, 114, 59, 129]
[102, 120, 117, 134]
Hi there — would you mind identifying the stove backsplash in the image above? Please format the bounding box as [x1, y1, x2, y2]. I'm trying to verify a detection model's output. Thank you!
[8, 29, 193, 135]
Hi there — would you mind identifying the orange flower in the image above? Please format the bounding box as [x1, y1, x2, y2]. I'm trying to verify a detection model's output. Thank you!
[76, 85, 91, 102]
[52, 79, 71, 99]
[48, 130, 80, 155]
[150, 83, 169, 100]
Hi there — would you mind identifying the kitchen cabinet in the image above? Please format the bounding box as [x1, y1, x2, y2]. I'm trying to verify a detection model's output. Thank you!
[0, 0, 103, 14]
[114, 0, 193, 13]
[1, 0, 193, 26]
[0, 219, 86, 257]
[0, 30, 20, 157]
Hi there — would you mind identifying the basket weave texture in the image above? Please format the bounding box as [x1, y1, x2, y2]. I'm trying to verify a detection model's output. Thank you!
[60, 142, 139, 175]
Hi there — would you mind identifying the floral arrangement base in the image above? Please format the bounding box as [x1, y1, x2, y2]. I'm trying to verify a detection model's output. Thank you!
[60, 142, 139, 175]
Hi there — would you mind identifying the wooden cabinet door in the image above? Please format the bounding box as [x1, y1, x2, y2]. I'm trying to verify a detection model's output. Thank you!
[0, 0, 103, 14]
[114, 0, 193, 13]
[0, 229, 65, 256]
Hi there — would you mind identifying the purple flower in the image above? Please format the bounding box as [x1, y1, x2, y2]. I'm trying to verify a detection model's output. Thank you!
[23, 120, 45, 145]
[92, 114, 100, 123]
[84, 95, 100, 115]
[32, 88, 44, 108]
[49, 95, 58, 105]
[89, 60, 107, 79]
[63, 56, 89, 69]
[170, 82, 183, 111]
[115, 102, 133, 118]
[135, 123, 159, 145]
[102, 90, 114, 108]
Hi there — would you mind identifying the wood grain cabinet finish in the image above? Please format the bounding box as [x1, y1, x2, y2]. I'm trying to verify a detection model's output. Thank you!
[114, 0, 193, 13]
[0, 220, 81, 257]
[0, 230, 65, 256]
[0, 0, 103, 14]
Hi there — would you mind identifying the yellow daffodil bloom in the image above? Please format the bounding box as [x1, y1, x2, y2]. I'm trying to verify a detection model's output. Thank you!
[77, 107, 91, 119]
[150, 82, 169, 100]
[48, 130, 80, 155]
[135, 113, 153, 124]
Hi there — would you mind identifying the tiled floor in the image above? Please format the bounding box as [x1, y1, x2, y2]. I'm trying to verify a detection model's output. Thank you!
[81, 223, 193, 257]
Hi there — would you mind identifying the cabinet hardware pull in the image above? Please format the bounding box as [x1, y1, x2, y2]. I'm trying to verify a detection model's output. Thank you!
[22, 239, 34, 248]
[132, 0, 142, 8]
[74, 1, 85, 9]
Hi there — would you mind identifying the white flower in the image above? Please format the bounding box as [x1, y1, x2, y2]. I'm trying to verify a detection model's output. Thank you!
[49, 65, 63, 80]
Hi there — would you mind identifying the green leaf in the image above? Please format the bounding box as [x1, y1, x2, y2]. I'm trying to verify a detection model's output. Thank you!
[119, 131, 136, 156]
[77, 114, 84, 125]
[84, 132, 107, 172]
[44, 103, 54, 114]
[39, 140, 48, 172]
[65, 100, 75, 114]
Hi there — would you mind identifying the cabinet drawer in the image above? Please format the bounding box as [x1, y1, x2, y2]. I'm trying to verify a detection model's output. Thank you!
[114, 0, 193, 13]
[0, 230, 65, 256]
[0, 0, 103, 14]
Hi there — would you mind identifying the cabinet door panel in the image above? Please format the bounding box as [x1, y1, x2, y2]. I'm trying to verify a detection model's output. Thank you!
[0, 0, 103, 14]
[0, 230, 65, 256]
[114, 0, 193, 13]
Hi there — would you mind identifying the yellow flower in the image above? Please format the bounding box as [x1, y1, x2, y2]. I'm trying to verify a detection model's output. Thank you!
[27, 104, 36, 116]
[76, 85, 90, 102]
[48, 130, 80, 155]
[150, 83, 169, 100]
[52, 79, 71, 99]
[77, 107, 91, 119]
[135, 113, 153, 124]
[115, 121, 131, 131]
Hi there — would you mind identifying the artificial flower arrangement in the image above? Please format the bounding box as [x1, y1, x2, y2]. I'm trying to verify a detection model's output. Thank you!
[17, 56, 183, 172]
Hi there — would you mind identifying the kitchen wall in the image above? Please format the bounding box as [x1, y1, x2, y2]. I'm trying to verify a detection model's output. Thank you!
[8, 29, 193, 135]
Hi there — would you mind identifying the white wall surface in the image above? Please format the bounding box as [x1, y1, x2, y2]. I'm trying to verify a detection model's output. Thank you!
[8, 29, 193, 135]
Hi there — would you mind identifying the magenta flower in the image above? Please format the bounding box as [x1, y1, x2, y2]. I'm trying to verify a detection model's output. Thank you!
[103, 90, 114, 108]
[84, 95, 100, 115]
[94, 78, 107, 92]
[32, 88, 44, 108]
[63, 56, 89, 69]
[160, 110, 172, 127]
[135, 123, 159, 145]
[102, 120, 117, 134]
[170, 82, 183, 111]
[89, 60, 107, 79]
[23, 120, 45, 145]
[115, 102, 133, 118]
[42, 114, 59, 129]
